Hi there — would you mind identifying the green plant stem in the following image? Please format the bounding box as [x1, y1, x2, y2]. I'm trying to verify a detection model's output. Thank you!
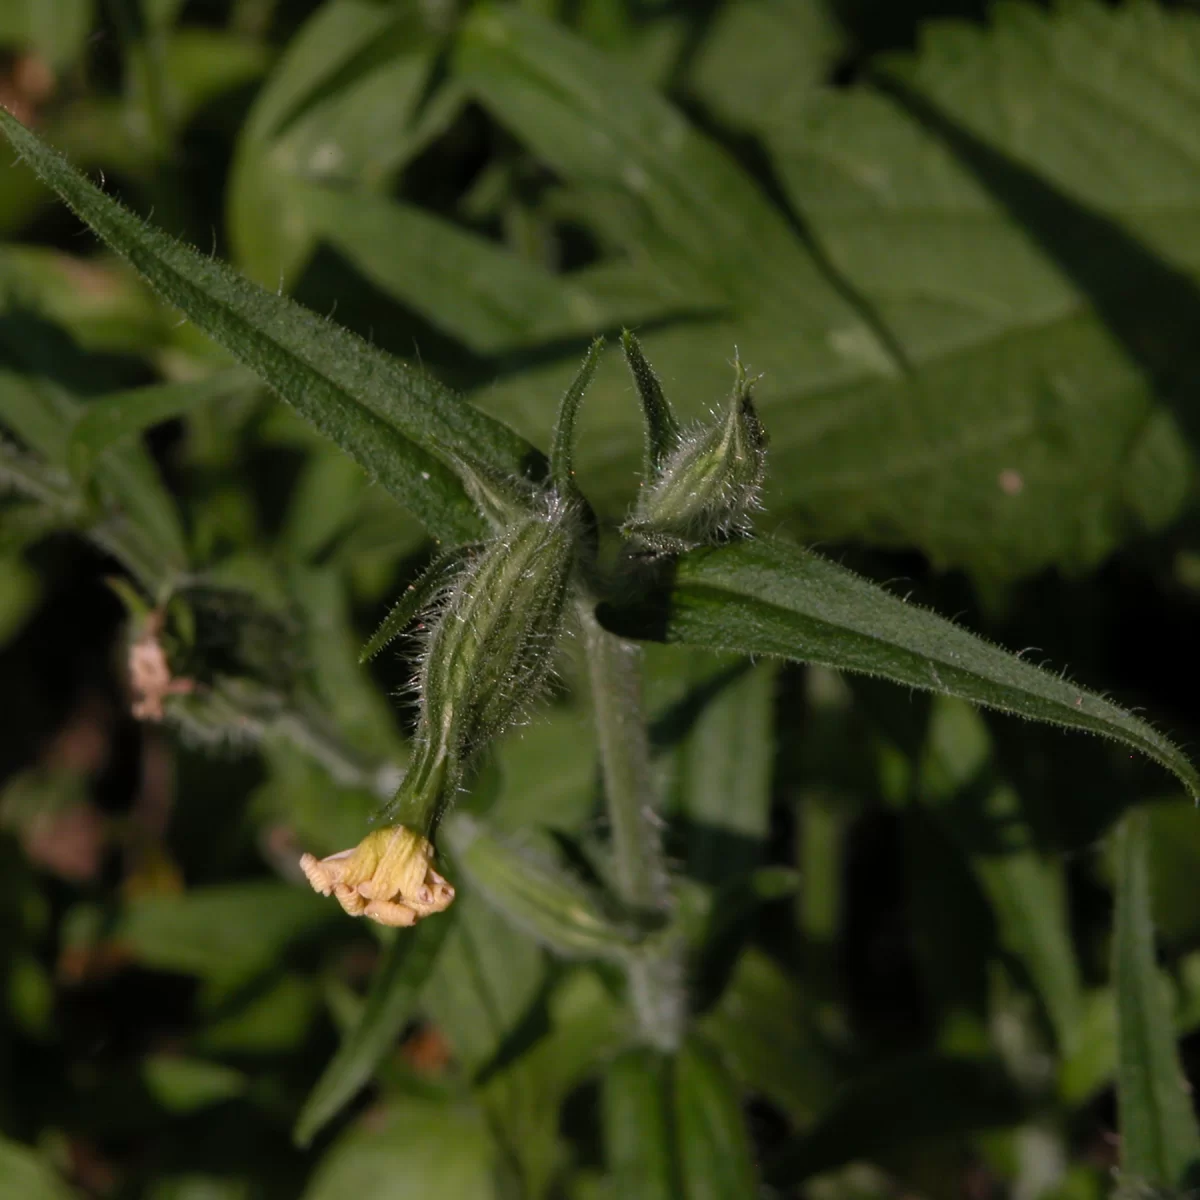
[578, 598, 684, 1051]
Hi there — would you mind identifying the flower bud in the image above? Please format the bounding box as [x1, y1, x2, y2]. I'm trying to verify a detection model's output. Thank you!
[625, 357, 766, 553]
[299, 825, 454, 926]
[391, 495, 577, 831]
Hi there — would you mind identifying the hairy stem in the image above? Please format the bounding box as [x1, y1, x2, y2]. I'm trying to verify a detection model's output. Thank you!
[578, 599, 684, 1050]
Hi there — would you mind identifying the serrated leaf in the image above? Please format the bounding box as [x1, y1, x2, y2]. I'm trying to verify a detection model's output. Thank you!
[599, 538, 1200, 801]
[465, 2, 1200, 582]
[455, 5, 888, 358]
[1113, 810, 1200, 1188]
[294, 909, 455, 1147]
[757, 0, 1200, 578]
[0, 107, 538, 546]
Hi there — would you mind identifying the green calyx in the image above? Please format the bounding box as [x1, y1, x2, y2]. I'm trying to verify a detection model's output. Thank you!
[390, 496, 578, 832]
[624, 351, 767, 553]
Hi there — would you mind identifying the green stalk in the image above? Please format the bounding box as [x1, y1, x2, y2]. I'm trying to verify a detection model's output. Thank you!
[578, 599, 684, 1050]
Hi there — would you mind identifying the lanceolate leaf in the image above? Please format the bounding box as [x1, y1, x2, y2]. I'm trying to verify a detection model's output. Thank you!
[603, 1050, 675, 1200]
[0, 109, 537, 546]
[673, 1037, 759, 1199]
[1113, 811, 1200, 1189]
[600, 538, 1200, 800]
[294, 910, 455, 1147]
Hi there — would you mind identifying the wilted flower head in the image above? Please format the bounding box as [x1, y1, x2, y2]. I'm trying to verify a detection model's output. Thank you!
[299, 825, 454, 927]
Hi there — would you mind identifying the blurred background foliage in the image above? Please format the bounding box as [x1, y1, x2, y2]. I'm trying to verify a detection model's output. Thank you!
[4, 0, 1200, 1196]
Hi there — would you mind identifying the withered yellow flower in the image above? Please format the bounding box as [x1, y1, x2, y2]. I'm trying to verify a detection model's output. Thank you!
[299, 826, 454, 927]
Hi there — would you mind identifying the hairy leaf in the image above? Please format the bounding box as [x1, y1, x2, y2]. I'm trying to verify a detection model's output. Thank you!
[0, 108, 538, 545]
[600, 538, 1200, 800]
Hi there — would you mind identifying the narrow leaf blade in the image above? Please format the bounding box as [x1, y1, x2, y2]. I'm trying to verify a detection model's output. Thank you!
[673, 1037, 759, 1200]
[550, 337, 605, 500]
[359, 550, 463, 664]
[600, 538, 1200, 800]
[0, 109, 537, 545]
[69, 369, 257, 484]
[294, 909, 455, 1147]
[1113, 810, 1200, 1188]
[603, 1049, 675, 1200]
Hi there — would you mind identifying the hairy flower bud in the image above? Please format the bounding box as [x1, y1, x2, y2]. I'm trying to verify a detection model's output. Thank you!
[391, 495, 577, 831]
[625, 357, 766, 553]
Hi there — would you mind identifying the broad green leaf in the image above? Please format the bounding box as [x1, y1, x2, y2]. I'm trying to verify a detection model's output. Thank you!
[294, 910, 455, 1147]
[68, 369, 258, 484]
[0, 107, 537, 545]
[477, 968, 630, 1199]
[683, 0, 843, 133]
[302, 1092, 495, 1200]
[114, 882, 337, 982]
[455, 5, 890, 360]
[141, 1055, 247, 1114]
[599, 538, 1200, 801]
[679, 661, 776, 884]
[422, 891, 544, 1074]
[673, 1037, 759, 1200]
[1113, 811, 1200, 1188]
[1144, 800, 1200, 945]
[467, 2, 1200, 582]
[756, 1, 1200, 579]
[699, 947, 839, 1126]
[442, 813, 649, 960]
[603, 1050, 674, 1200]
[768, 1054, 1025, 1184]
[693, 867, 800, 1013]
[280, 447, 370, 562]
[0, 1137, 75, 1200]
